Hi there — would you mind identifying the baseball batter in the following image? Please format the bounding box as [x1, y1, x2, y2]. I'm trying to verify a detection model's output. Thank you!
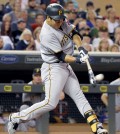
[8, 3, 108, 134]
[101, 76, 120, 132]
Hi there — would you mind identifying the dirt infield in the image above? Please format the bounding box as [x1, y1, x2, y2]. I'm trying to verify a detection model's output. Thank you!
[0, 123, 94, 134]
[0, 123, 120, 134]
[0, 123, 108, 134]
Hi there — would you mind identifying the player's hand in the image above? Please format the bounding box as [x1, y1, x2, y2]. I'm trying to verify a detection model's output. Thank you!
[80, 54, 89, 63]
[75, 54, 89, 64]
[78, 46, 88, 57]
[75, 46, 89, 63]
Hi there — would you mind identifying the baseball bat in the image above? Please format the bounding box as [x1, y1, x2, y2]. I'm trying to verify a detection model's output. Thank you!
[85, 58, 96, 85]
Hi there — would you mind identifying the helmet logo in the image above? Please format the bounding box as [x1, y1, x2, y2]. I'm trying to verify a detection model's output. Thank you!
[36, 68, 40, 73]
[58, 10, 62, 15]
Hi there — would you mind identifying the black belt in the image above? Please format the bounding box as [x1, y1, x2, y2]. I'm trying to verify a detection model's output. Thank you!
[45, 61, 65, 64]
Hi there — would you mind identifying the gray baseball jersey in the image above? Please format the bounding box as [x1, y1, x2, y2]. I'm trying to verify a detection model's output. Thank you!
[40, 20, 75, 63]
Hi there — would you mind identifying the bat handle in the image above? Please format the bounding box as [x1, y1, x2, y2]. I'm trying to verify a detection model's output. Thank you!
[85, 59, 96, 85]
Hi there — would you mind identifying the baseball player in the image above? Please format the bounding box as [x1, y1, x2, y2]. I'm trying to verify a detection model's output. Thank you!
[8, 3, 108, 134]
[101, 73, 120, 132]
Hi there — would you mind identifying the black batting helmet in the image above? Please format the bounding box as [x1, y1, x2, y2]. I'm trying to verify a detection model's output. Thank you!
[46, 3, 66, 21]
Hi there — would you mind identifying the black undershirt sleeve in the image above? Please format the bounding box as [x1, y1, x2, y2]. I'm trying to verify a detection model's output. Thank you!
[71, 29, 83, 40]
[55, 51, 67, 62]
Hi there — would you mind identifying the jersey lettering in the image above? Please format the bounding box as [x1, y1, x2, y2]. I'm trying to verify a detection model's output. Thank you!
[61, 35, 69, 47]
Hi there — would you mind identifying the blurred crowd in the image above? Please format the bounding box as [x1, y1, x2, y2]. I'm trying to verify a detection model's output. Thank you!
[0, 0, 120, 52]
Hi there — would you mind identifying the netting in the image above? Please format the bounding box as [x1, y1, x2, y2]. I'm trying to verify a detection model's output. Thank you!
[0, 93, 107, 124]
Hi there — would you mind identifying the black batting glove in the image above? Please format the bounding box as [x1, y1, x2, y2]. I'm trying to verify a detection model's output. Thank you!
[78, 46, 88, 57]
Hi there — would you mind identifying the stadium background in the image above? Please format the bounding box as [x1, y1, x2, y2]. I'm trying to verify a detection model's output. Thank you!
[1, 0, 120, 15]
[0, 0, 120, 133]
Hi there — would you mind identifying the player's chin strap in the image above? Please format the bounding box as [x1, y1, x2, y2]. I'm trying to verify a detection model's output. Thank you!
[84, 110, 99, 133]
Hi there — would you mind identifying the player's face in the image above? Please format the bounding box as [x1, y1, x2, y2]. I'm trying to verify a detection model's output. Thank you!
[51, 19, 64, 29]
[33, 74, 42, 84]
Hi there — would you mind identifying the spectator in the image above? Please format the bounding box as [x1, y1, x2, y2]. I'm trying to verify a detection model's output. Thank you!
[33, 27, 41, 51]
[0, 35, 14, 48]
[79, 26, 91, 37]
[77, 10, 87, 21]
[97, 38, 110, 52]
[82, 34, 92, 45]
[64, 0, 79, 9]
[20, 0, 29, 10]
[16, 28, 35, 50]
[104, 4, 115, 20]
[101, 73, 120, 132]
[3, 0, 13, 14]
[78, 20, 87, 30]
[19, 10, 32, 30]
[64, 1, 77, 11]
[86, 1, 94, 11]
[64, 1, 80, 29]
[39, 0, 48, 11]
[82, 1, 95, 20]
[11, 10, 32, 32]
[109, 44, 119, 52]
[65, 9, 79, 29]
[92, 26, 114, 50]
[11, 10, 32, 31]
[2, 13, 11, 22]
[90, 17, 106, 39]
[0, 36, 14, 50]
[8, 1, 22, 23]
[0, 13, 11, 29]
[104, 8, 119, 40]
[30, 13, 45, 31]
[86, 1, 101, 17]
[12, 18, 27, 46]
[114, 26, 120, 49]
[0, 20, 12, 39]
[27, 0, 45, 25]
[86, 9, 97, 28]
[105, 4, 113, 12]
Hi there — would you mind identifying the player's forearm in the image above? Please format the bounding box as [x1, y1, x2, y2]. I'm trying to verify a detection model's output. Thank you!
[73, 34, 82, 49]
[64, 55, 76, 63]
[103, 100, 108, 106]
[101, 95, 108, 106]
